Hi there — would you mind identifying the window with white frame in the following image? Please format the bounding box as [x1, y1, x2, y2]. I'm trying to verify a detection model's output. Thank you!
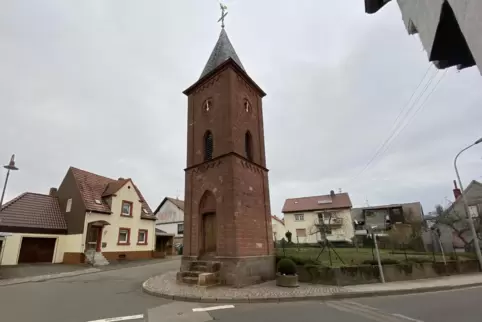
[118, 228, 130, 245]
[137, 229, 148, 245]
[177, 223, 184, 235]
[66, 198, 72, 213]
[294, 214, 304, 221]
[121, 201, 133, 216]
[469, 206, 479, 218]
[296, 228, 306, 237]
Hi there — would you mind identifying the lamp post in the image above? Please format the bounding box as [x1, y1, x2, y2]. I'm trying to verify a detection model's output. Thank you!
[0, 154, 19, 209]
[454, 138, 482, 269]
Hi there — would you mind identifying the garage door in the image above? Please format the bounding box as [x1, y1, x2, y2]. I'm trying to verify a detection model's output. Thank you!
[18, 237, 56, 263]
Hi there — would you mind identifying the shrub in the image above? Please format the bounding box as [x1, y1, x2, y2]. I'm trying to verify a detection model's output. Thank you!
[362, 258, 399, 265]
[285, 231, 292, 243]
[277, 258, 297, 275]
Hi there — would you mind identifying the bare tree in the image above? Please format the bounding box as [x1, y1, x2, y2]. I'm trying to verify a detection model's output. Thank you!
[434, 203, 482, 248]
[308, 212, 345, 265]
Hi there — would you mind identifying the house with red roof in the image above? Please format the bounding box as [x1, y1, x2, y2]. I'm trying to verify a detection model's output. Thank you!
[154, 197, 185, 246]
[282, 190, 355, 244]
[0, 167, 157, 265]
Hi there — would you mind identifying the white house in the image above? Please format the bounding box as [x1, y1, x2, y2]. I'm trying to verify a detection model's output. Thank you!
[282, 191, 355, 244]
[0, 167, 157, 266]
[154, 197, 184, 245]
[271, 215, 287, 241]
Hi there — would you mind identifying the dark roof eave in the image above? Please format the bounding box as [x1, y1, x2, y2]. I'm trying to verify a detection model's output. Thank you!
[154, 197, 169, 215]
[0, 226, 68, 235]
[86, 209, 112, 215]
[183, 58, 266, 97]
[141, 216, 157, 221]
[283, 206, 352, 213]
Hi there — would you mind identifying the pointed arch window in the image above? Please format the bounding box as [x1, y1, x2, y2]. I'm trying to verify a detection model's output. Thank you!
[245, 131, 253, 161]
[244, 99, 251, 113]
[204, 131, 214, 161]
[203, 99, 212, 112]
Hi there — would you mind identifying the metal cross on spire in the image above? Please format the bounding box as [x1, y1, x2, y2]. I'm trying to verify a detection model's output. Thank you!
[218, 2, 228, 28]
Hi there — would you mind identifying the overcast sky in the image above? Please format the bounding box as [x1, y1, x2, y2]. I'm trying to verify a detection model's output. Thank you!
[1, 0, 481, 216]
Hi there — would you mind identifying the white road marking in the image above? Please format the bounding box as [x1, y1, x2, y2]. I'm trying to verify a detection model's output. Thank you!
[326, 301, 425, 322]
[392, 313, 424, 322]
[192, 305, 235, 312]
[87, 314, 144, 322]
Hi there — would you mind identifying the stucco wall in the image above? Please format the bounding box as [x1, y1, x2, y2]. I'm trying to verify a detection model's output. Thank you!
[271, 217, 287, 241]
[83, 182, 155, 253]
[155, 200, 184, 238]
[155, 222, 183, 237]
[284, 209, 355, 244]
[0, 233, 82, 265]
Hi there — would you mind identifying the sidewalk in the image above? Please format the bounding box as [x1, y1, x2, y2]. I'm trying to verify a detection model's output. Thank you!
[142, 271, 482, 303]
[0, 256, 181, 287]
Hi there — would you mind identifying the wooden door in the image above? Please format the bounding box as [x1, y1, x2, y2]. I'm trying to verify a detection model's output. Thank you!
[203, 213, 217, 253]
[85, 226, 101, 252]
[18, 238, 56, 263]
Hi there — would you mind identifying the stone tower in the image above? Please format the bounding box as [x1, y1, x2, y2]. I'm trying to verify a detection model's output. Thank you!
[180, 27, 275, 286]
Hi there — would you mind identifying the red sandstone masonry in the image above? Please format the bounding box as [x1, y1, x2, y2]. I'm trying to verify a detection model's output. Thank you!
[182, 59, 275, 285]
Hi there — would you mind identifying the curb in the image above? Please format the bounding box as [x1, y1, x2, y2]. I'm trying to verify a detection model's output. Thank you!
[0, 257, 181, 287]
[142, 279, 482, 304]
[0, 268, 101, 287]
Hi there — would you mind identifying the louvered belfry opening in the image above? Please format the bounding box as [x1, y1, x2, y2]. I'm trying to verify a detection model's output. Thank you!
[204, 131, 213, 161]
[245, 131, 253, 161]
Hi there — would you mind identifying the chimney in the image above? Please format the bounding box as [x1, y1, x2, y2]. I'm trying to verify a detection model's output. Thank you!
[453, 180, 462, 199]
[49, 187, 58, 197]
[330, 190, 335, 197]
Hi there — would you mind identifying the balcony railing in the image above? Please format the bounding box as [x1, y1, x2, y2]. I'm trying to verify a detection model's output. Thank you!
[316, 217, 343, 226]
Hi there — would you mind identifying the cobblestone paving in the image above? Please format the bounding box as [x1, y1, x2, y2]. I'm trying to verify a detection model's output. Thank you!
[143, 271, 347, 302]
[143, 271, 482, 303]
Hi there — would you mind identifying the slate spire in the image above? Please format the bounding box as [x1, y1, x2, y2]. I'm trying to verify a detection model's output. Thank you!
[199, 28, 245, 79]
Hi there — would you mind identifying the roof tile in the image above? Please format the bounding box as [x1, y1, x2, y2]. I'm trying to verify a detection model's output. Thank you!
[70, 167, 155, 219]
[0, 193, 67, 231]
[282, 193, 352, 213]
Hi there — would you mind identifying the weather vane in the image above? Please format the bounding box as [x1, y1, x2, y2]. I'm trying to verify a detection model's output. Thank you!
[218, 2, 228, 28]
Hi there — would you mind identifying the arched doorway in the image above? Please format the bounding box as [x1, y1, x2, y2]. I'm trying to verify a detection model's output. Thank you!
[199, 191, 217, 258]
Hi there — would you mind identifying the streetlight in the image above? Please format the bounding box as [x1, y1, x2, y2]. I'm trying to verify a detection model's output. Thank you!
[0, 154, 19, 209]
[454, 138, 482, 269]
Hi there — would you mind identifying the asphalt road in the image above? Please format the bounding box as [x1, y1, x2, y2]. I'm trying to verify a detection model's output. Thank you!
[0, 259, 179, 322]
[1, 258, 482, 322]
[207, 286, 482, 322]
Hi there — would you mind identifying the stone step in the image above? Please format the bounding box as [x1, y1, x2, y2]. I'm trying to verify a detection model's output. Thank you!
[182, 276, 198, 285]
[190, 261, 221, 273]
[183, 271, 204, 278]
[178, 271, 219, 286]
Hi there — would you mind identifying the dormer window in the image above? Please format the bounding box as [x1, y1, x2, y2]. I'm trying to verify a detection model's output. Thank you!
[121, 200, 133, 217]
